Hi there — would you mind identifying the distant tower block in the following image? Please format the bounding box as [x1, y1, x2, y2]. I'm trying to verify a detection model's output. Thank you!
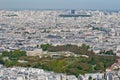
[71, 10, 75, 14]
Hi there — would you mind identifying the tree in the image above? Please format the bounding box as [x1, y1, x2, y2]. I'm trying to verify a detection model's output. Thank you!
[81, 44, 90, 51]
[106, 50, 114, 55]
[40, 43, 51, 51]
[2, 50, 26, 61]
[88, 76, 92, 80]
[95, 62, 104, 71]
[0, 55, 3, 64]
[36, 45, 39, 48]
[99, 50, 115, 55]
[4, 60, 12, 67]
[88, 57, 96, 65]
[2, 51, 10, 57]
[99, 50, 105, 54]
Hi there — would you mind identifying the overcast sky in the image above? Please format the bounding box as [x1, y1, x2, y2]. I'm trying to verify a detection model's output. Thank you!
[0, 0, 120, 10]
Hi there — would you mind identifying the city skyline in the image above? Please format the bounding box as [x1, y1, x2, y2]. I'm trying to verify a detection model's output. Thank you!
[0, 0, 120, 10]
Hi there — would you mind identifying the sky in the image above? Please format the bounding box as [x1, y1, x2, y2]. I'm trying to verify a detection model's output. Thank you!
[0, 0, 120, 10]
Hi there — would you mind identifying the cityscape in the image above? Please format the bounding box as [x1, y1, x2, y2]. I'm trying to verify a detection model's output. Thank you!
[1, 10, 120, 55]
[0, 0, 120, 80]
[0, 9, 120, 80]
